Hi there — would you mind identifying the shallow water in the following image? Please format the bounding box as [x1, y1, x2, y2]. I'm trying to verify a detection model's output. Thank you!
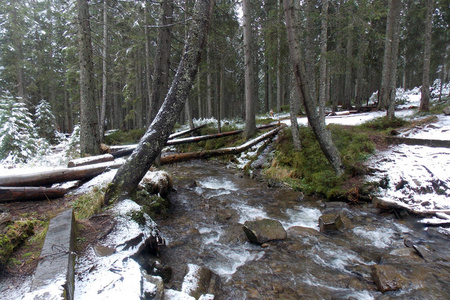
[154, 160, 450, 299]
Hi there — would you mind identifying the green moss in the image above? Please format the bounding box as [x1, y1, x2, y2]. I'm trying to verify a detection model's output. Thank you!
[357, 116, 408, 132]
[0, 220, 36, 265]
[103, 128, 146, 145]
[134, 190, 170, 219]
[71, 187, 105, 220]
[264, 125, 376, 200]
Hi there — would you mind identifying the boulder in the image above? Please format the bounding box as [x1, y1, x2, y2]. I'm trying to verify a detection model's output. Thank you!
[372, 264, 408, 292]
[139, 170, 173, 197]
[318, 213, 344, 232]
[242, 219, 287, 244]
[142, 274, 164, 300]
[181, 264, 220, 299]
[443, 106, 450, 115]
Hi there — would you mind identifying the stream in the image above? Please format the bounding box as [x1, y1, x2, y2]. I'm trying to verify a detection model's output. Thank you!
[152, 160, 450, 299]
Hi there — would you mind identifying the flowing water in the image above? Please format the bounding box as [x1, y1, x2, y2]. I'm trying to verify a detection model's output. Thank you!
[153, 160, 449, 299]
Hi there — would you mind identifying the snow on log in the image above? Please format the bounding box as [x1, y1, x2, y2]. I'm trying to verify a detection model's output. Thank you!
[0, 186, 67, 202]
[161, 125, 285, 165]
[373, 197, 450, 219]
[0, 161, 123, 187]
[67, 154, 115, 168]
[109, 124, 277, 158]
[168, 124, 207, 139]
[386, 136, 450, 148]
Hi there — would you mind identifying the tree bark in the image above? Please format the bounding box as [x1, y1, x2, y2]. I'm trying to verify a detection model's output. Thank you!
[242, 0, 257, 140]
[420, 0, 434, 112]
[104, 0, 214, 204]
[148, 0, 174, 124]
[284, 0, 345, 176]
[0, 187, 68, 202]
[77, 0, 101, 155]
[379, 0, 401, 119]
[319, 0, 329, 121]
[100, 0, 108, 140]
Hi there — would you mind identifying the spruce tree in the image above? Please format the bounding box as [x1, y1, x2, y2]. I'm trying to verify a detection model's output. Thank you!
[35, 99, 58, 144]
[0, 92, 46, 164]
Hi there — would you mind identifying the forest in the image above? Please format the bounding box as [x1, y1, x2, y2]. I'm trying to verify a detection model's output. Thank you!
[1, 1, 450, 299]
[0, 0, 448, 140]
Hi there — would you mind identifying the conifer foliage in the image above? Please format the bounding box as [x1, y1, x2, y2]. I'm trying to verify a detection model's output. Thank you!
[0, 92, 47, 164]
[35, 99, 58, 144]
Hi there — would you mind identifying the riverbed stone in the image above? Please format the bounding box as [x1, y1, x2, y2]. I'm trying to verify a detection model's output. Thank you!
[142, 274, 164, 300]
[372, 264, 408, 292]
[139, 170, 173, 197]
[94, 244, 116, 257]
[181, 264, 219, 299]
[242, 219, 287, 244]
[380, 248, 423, 265]
[319, 213, 344, 232]
[443, 106, 450, 115]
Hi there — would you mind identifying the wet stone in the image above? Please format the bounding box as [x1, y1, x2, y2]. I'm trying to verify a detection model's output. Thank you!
[242, 219, 287, 244]
[372, 264, 409, 292]
[443, 106, 450, 115]
[94, 244, 116, 257]
[319, 213, 345, 232]
[380, 248, 423, 265]
[142, 274, 164, 300]
[181, 264, 220, 299]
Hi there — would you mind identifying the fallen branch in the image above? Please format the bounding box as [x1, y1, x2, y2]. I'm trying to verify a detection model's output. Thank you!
[0, 186, 67, 202]
[161, 125, 285, 164]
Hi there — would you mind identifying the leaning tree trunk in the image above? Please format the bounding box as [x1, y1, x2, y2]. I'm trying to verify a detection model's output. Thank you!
[284, 0, 345, 176]
[104, 0, 214, 204]
[77, 0, 100, 155]
[420, 0, 434, 112]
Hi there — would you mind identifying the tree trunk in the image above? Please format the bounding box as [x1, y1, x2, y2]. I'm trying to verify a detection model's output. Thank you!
[284, 0, 345, 176]
[100, 0, 108, 141]
[379, 0, 401, 119]
[319, 0, 329, 121]
[149, 0, 174, 124]
[343, 19, 354, 110]
[420, 0, 434, 112]
[206, 45, 213, 117]
[242, 0, 257, 140]
[104, 0, 214, 204]
[77, 0, 101, 156]
[290, 75, 301, 150]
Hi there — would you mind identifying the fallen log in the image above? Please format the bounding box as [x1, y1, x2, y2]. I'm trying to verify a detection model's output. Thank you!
[161, 125, 285, 165]
[0, 186, 67, 202]
[0, 125, 284, 188]
[386, 136, 450, 148]
[168, 124, 207, 139]
[0, 161, 122, 187]
[109, 124, 277, 158]
[373, 197, 450, 218]
[68, 154, 114, 168]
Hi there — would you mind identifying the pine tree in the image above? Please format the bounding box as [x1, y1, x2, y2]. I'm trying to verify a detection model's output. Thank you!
[0, 92, 46, 164]
[35, 99, 58, 144]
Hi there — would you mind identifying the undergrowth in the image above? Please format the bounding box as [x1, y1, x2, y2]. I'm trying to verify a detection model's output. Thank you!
[71, 187, 106, 220]
[264, 125, 377, 200]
